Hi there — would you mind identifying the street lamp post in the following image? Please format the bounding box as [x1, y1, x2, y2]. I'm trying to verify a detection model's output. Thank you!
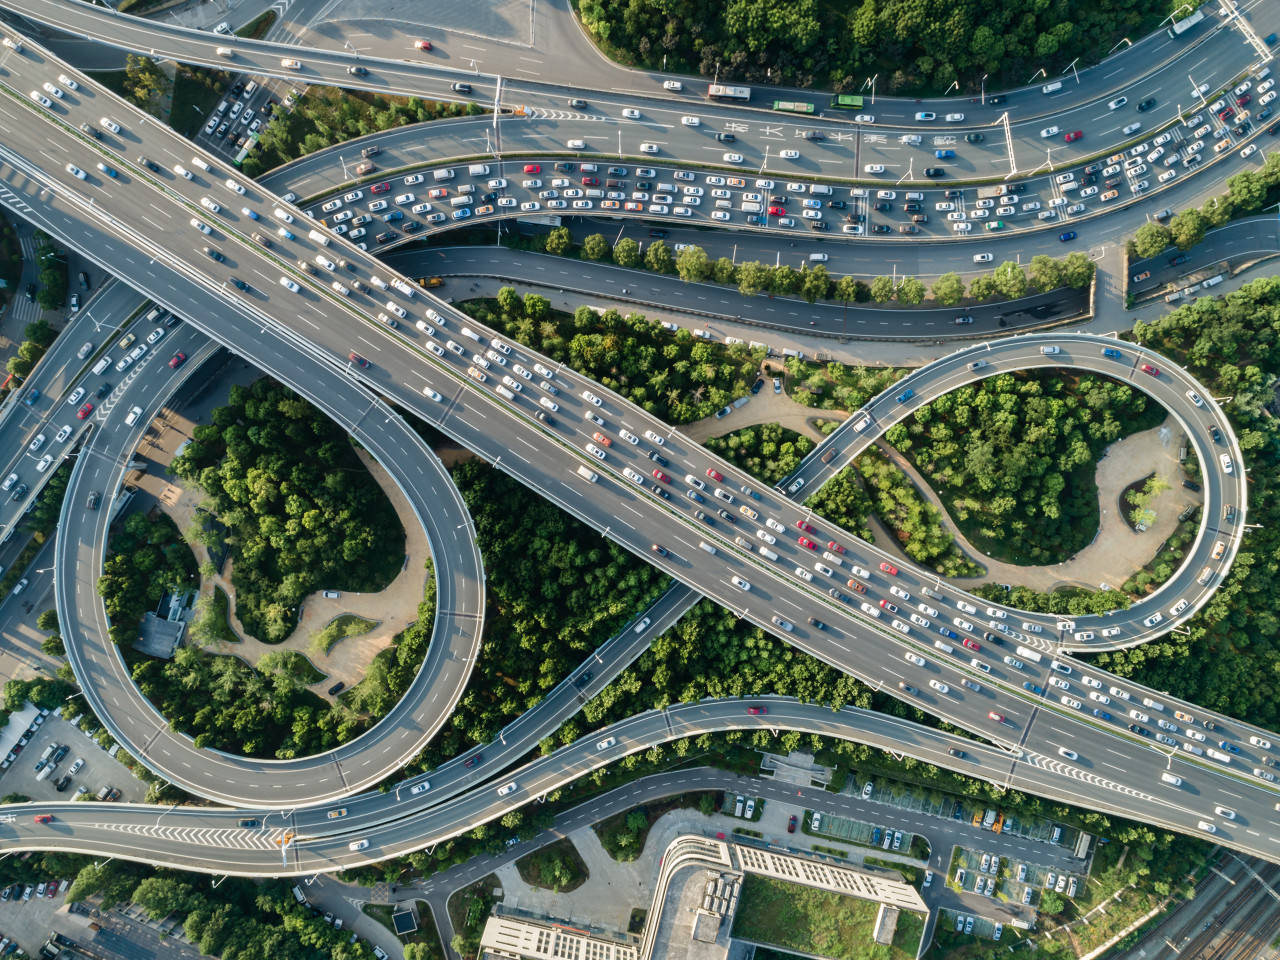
[1066, 57, 1080, 84]
[981, 74, 988, 105]
[1028, 67, 1046, 85]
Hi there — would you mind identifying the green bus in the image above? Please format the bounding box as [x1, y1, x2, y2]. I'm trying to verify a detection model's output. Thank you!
[831, 94, 865, 109]
[771, 100, 816, 114]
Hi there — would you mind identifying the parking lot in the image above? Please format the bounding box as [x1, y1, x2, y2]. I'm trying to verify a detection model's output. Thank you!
[0, 709, 148, 805]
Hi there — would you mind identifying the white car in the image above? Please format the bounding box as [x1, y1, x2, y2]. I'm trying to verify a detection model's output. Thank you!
[65, 163, 86, 180]
[1108, 97, 1128, 110]
[904, 652, 926, 667]
[723, 153, 743, 163]
[190, 218, 212, 234]
[663, 80, 683, 91]
[864, 164, 885, 174]
[945, 113, 965, 122]
[1040, 126, 1060, 138]
[321, 199, 343, 213]
[855, 114, 875, 123]
[953, 222, 972, 233]
[973, 252, 993, 263]
[639, 143, 658, 154]
[1058, 747, 1078, 760]
[622, 108, 640, 119]
[225, 178, 246, 195]
[732, 576, 751, 591]
[30, 91, 51, 108]
[279, 277, 300, 293]
[779, 149, 799, 159]
[711, 210, 730, 221]
[681, 115, 699, 126]
[57, 74, 78, 91]
[567, 139, 586, 149]
[42, 81, 63, 99]
[100, 117, 121, 133]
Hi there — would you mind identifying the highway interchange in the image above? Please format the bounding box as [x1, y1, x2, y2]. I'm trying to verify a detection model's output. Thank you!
[0, 0, 1275, 877]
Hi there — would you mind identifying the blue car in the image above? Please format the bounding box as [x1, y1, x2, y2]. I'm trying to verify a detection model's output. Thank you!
[934, 149, 955, 159]
[1220, 740, 1240, 753]
[1093, 709, 1112, 721]
[897, 389, 914, 403]
[938, 626, 958, 639]
[382, 210, 404, 222]
[23, 389, 40, 407]
[1102, 347, 1124, 360]
[1023, 681, 1043, 695]
[242, 207, 260, 220]
[1059, 231, 1077, 242]
[452, 208, 471, 220]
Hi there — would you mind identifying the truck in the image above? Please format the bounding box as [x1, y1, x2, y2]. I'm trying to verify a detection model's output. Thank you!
[977, 184, 1008, 199]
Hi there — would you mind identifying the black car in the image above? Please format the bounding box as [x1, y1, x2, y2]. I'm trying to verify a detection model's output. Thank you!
[827, 199, 846, 209]
[923, 166, 945, 177]
[898, 682, 917, 694]
[807, 617, 827, 630]
[86, 491, 100, 510]
[944, 189, 963, 198]
[948, 748, 965, 758]
[555, 162, 573, 173]
[482, 191, 498, 202]
[872, 224, 892, 234]
[874, 201, 891, 211]
[1083, 162, 1103, 175]
[965, 132, 984, 143]
[717, 509, 735, 524]
[229, 82, 244, 97]
[651, 484, 670, 499]
[809, 220, 828, 230]
[751, 378, 764, 395]
[1007, 182, 1027, 193]
[845, 213, 865, 223]
[648, 450, 668, 466]
[52, 745, 68, 764]
[573, 672, 592, 689]
[770, 195, 788, 204]
[1209, 424, 1223, 443]
[11, 483, 28, 502]
[347, 65, 367, 76]
[716, 132, 736, 142]
[1137, 97, 1157, 111]
[1128, 723, 1152, 737]
[53, 775, 71, 792]
[988, 95, 1006, 105]
[647, 228, 667, 238]
[24, 283, 35, 302]
[651, 544, 669, 557]
[402, 220, 421, 234]
[328, 681, 344, 695]
[375, 231, 396, 244]
[828, 587, 849, 604]
[238, 818, 259, 828]
[1183, 479, 1202, 492]
[232, 278, 250, 291]
[205, 247, 224, 262]
[464, 753, 482, 767]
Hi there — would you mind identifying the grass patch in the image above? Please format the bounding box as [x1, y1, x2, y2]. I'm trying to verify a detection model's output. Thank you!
[593, 791, 719, 862]
[732, 874, 923, 960]
[311, 613, 378, 657]
[169, 65, 231, 139]
[236, 10, 277, 39]
[515, 836, 588, 892]
[190, 586, 241, 645]
[260, 649, 324, 685]
[812, 844, 850, 858]
[361, 900, 441, 956]
[447, 875, 500, 960]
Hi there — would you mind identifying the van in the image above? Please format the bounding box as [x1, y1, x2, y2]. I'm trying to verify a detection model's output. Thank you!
[1207, 748, 1232, 763]
[740, 202, 762, 213]
[1161, 771, 1183, 786]
[1050, 826, 1062, 843]
[808, 184, 833, 195]
[38, 745, 55, 763]
[1182, 742, 1204, 755]
[91, 356, 113, 376]
[308, 229, 331, 247]
[215, 46, 233, 57]
[468, 164, 490, 177]
[496, 385, 516, 401]
[698, 541, 717, 555]
[575, 465, 598, 483]
[449, 195, 472, 207]
[191, 156, 211, 172]
[1202, 274, 1224, 288]
[35, 764, 55, 783]
[758, 546, 779, 561]
[808, 253, 829, 262]
[1198, 566, 1214, 585]
[460, 326, 484, 343]
[935, 640, 954, 654]
[734, 795, 744, 817]
[433, 168, 456, 182]
[1015, 645, 1044, 663]
[1042, 81, 1063, 94]
[782, 347, 804, 359]
[291, 885, 306, 904]
[1142, 697, 1165, 711]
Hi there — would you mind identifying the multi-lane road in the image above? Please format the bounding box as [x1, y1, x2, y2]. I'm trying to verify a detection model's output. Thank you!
[0, 0, 1274, 873]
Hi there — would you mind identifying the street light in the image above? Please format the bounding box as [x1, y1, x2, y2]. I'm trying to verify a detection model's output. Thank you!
[1028, 67, 1046, 85]
[981, 74, 988, 105]
[1108, 37, 1132, 54]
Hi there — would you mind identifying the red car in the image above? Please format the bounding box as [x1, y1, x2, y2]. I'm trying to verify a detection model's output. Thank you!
[879, 561, 898, 575]
[879, 599, 898, 613]
[1140, 363, 1159, 376]
[746, 706, 767, 715]
[652, 469, 670, 482]
[582, 176, 599, 186]
[370, 181, 392, 194]
[846, 578, 866, 594]
[798, 537, 817, 549]
[827, 540, 845, 554]
[592, 431, 612, 446]
[349, 353, 370, 368]
[795, 520, 815, 533]
[76, 402, 93, 420]
[988, 711, 1004, 722]
[33, 814, 52, 824]
[414, 39, 433, 51]
[523, 163, 541, 174]
[962, 638, 981, 652]
[464, 754, 481, 768]
[787, 815, 797, 833]
[168, 352, 186, 369]
[706, 468, 724, 481]
[1238, 94, 1251, 107]
[1064, 130, 1083, 142]
[768, 206, 785, 216]
[44, 883, 56, 898]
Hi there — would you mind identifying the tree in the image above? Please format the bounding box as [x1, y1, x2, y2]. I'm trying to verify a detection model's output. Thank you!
[770, 264, 800, 294]
[23, 319, 56, 349]
[712, 257, 737, 284]
[36, 609, 58, 633]
[800, 264, 830, 303]
[835, 275, 859, 304]
[1169, 208, 1208, 250]
[612, 237, 640, 267]
[544, 226, 572, 255]
[644, 239, 673, 272]
[896, 276, 925, 305]
[1060, 252, 1095, 288]
[931, 272, 965, 305]
[736, 260, 770, 296]
[869, 276, 895, 302]
[675, 244, 711, 282]
[581, 233, 610, 261]
[1028, 255, 1064, 292]
[1133, 222, 1173, 259]
[992, 261, 1028, 300]
[523, 293, 550, 321]
[496, 286, 521, 317]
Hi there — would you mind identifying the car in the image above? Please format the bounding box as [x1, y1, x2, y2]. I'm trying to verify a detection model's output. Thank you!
[746, 705, 767, 715]
[973, 252, 993, 264]
[988, 711, 1004, 722]
[1065, 130, 1083, 142]
[1041, 126, 1060, 138]
[1059, 231, 1077, 242]
[1137, 97, 1157, 111]
[880, 562, 898, 575]
[76, 403, 94, 420]
[787, 814, 797, 833]
[722, 153, 743, 163]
